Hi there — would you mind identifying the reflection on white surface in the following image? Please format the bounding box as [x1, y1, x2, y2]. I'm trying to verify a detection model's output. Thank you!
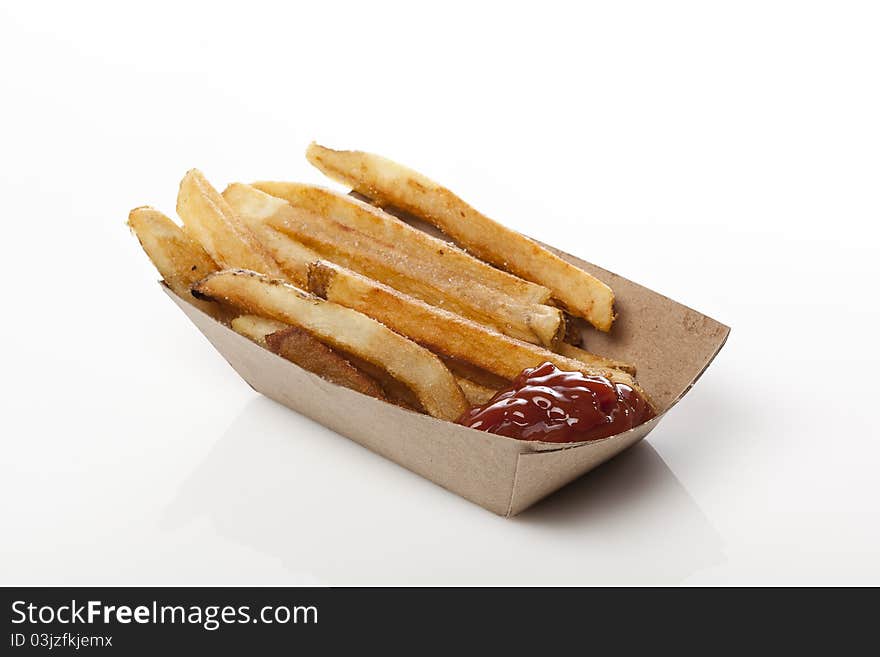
[165, 398, 723, 585]
[515, 442, 724, 580]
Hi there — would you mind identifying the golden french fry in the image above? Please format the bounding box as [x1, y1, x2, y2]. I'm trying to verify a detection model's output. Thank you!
[231, 314, 413, 408]
[229, 314, 289, 346]
[128, 206, 218, 294]
[439, 356, 511, 390]
[305, 143, 616, 332]
[127, 206, 220, 315]
[339, 353, 424, 411]
[455, 378, 497, 406]
[193, 269, 468, 420]
[252, 180, 551, 306]
[265, 326, 388, 401]
[176, 169, 285, 277]
[307, 260, 639, 391]
[556, 343, 636, 375]
[218, 184, 319, 287]
[224, 183, 561, 346]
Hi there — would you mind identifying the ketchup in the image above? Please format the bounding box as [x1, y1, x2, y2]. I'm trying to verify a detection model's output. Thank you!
[457, 362, 655, 443]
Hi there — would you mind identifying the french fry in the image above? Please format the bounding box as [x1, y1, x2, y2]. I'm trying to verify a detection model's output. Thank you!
[252, 181, 551, 306]
[235, 222, 318, 288]
[192, 269, 468, 421]
[557, 343, 636, 375]
[216, 184, 319, 287]
[438, 356, 511, 391]
[305, 143, 616, 332]
[265, 327, 388, 401]
[224, 183, 562, 346]
[127, 206, 219, 315]
[231, 314, 416, 409]
[128, 206, 218, 294]
[307, 260, 640, 392]
[340, 354, 424, 411]
[230, 314, 288, 346]
[455, 378, 497, 406]
[176, 169, 285, 277]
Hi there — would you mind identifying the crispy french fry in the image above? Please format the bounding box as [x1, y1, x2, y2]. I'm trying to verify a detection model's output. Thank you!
[307, 260, 640, 392]
[340, 354, 423, 411]
[230, 314, 289, 346]
[229, 276, 512, 407]
[128, 206, 218, 294]
[192, 269, 468, 420]
[455, 378, 497, 406]
[265, 327, 388, 401]
[556, 343, 636, 375]
[305, 143, 616, 332]
[127, 206, 220, 315]
[176, 169, 285, 277]
[217, 184, 319, 287]
[224, 183, 562, 346]
[439, 356, 511, 390]
[231, 314, 414, 408]
[235, 222, 318, 288]
[252, 180, 551, 306]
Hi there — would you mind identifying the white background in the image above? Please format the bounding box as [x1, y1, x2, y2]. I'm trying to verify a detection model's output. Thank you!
[2, 1, 878, 585]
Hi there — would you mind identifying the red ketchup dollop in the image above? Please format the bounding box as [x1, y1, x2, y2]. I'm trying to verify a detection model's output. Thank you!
[457, 362, 655, 443]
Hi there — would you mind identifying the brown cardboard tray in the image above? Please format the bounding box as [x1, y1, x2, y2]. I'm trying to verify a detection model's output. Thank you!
[164, 244, 728, 516]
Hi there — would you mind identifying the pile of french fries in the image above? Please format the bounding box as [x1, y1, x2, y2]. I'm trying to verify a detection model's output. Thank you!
[129, 144, 646, 423]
